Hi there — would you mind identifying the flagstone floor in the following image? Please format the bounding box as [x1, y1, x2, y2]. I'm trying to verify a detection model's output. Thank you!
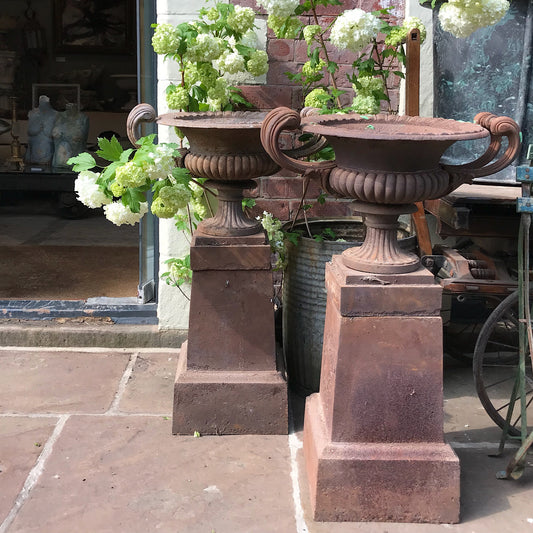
[0, 347, 532, 533]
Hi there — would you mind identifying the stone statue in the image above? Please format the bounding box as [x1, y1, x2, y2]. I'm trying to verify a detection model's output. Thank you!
[51, 103, 89, 169]
[25, 95, 58, 166]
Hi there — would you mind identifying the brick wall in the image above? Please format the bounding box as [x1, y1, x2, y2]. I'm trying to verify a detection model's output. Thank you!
[233, 0, 406, 224]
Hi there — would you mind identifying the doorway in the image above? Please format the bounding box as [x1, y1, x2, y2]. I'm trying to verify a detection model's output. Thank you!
[0, 0, 158, 321]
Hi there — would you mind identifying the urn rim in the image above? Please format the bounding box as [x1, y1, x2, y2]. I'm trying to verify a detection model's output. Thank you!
[156, 110, 268, 130]
[301, 113, 489, 142]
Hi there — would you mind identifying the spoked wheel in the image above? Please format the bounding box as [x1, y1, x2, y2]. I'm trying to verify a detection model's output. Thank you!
[473, 290, 533, 437]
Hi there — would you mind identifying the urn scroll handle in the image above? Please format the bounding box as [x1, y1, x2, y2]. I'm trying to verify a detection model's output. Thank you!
[443, 112, 521, 191]
[261, 107, 336, 192]
[126, 103, 158, 147]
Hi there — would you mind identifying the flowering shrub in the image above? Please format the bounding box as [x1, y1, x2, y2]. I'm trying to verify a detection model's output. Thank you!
[151, 2, 268, 112]
[437, 0, 509, 39]
[68, 135, 212, 293]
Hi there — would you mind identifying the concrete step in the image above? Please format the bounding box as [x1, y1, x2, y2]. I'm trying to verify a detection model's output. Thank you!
[0, 318, 187, 348]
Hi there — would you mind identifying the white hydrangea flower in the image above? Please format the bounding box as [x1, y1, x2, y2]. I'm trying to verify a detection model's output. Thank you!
[74, 170, 111, 208]
[217, 51, 246, 74]
[303, 25, 322, 45]
[352, 94, 380, 115]
[189, 180, 205, 198]
[152, 23, 181, 55]
[185, 33, 223, 62]
[144, 144, 177, 181]
[330, 8, 381, 54]
[207, 77, 231, 110]
[104, 201, 148, 226]
[256, 0, 299, 18]
[227, 5, 256, 34]
[246, 50, 269, 77]
[438, 0, 509, 38]
[240, 29, 260, 49]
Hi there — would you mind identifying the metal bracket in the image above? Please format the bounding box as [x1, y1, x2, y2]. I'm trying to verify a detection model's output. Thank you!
[516, 165, 533, 183]
[516, 197, 533, 213]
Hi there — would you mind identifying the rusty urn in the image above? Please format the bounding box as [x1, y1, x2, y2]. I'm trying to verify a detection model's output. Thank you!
[128, 105, 280, 236]
[261, 108, 521, 274]
[261, 107, 521, 523]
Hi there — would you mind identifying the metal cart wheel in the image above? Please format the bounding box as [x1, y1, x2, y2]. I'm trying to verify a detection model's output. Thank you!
[473, 290, 533, 436]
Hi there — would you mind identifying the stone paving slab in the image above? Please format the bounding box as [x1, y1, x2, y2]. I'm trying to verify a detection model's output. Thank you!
[7, 415, 295, 533]
[119, 352, 178, 414]
[0, 417, 58, 525]
[0, 349, 130, 414]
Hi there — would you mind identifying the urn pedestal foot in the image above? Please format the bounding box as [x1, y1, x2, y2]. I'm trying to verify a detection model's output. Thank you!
[303, 256, 460, 523]
[172, 230, 288, 435]
[173, 341, 288, 435]
[304, 394, 460, 523]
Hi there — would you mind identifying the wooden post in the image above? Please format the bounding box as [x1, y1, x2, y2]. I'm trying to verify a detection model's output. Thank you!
[406, 28, 433, 257]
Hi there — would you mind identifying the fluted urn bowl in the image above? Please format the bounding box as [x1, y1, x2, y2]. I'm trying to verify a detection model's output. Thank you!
[261, 108, 521, 274]
[127, 105, 280, 236]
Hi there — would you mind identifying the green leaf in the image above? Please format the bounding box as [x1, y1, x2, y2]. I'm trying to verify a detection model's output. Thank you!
[322, 227, 336, 240]
[171, 166, 192, 184]
[235, 43, 255, 60]
[242, 197, 256, 209]
[67, 152, 96, 171]
[99, 161, 121, 186]
[122, 188, 146, 213]
[96, 136, 124, 162]
[326, 61, 338, 75]
[285, 232, 300, 246]
[119, 149, 134, 163]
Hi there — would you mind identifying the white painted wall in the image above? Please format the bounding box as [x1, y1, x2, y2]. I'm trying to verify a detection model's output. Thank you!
[155, 0, 266, 329]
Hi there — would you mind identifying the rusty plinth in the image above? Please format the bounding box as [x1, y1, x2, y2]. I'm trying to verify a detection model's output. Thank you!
[172, 231, 288, 435]
[303, 257, 460, 523]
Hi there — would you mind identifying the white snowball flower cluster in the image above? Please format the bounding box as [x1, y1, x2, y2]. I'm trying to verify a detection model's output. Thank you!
[115, 161, 148, 189]
[151, 23, 181, 55]
[74, 170, 111, 209]
[330, 8, 382, 54]
[207, 77, 231, 110]
[185, 33, 223, 62]
[104, 201, 149, 226]
[438, 0, 510, 38]
[259, 211, 286, 269]
[145, 144, 177, 181]
[227, 5, 256, 34]
[256, 0, 299, 18]
[217, 51, 246, 75]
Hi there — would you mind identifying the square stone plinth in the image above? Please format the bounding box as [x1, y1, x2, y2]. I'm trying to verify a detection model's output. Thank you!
[304, 394, 460, 523]
[173, 342, 288, 435]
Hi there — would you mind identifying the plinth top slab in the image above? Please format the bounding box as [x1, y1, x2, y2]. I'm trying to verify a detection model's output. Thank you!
[301, 113, 489, 142]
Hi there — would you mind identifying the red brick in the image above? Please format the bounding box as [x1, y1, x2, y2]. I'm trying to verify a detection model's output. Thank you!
[238, 85, 292, 109]
[294, 40, 310, 63]
[270, 167, 300, 179]
[260, 176, 305, 199]
[267, 39, 294, 62]
[314, 3, 353, 15]
[244, 182, 260, 198]
[266, 61, 301, 85]
[251, 199, 291, 222]
[289, 199, 353, 219]
[291, 87, 304, 110]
